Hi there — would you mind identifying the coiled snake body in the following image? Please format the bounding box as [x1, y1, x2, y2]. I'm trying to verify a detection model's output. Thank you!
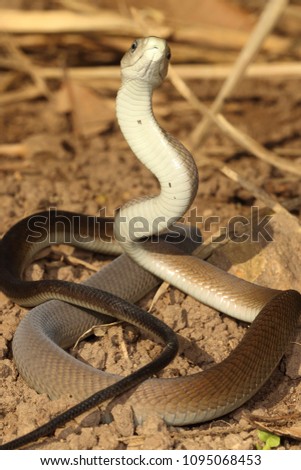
[1, 37, 301, 448]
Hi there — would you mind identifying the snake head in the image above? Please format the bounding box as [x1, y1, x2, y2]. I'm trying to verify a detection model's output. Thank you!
[120, 37, 171, 88]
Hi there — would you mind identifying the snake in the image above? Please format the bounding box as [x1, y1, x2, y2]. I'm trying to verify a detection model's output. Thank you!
[1, 37, 300, 449]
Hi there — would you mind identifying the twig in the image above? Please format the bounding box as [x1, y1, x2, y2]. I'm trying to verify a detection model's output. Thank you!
[168, 67, 301, 178]
[0, 9, 170, 36]
[174, 62, 301, 80]
[57, 0, 100, 13]
[199, 152, 288, 215]
[190, 0, 289, 148]
[67, 255, 98, 271]
[0, 8, 291, 57]
[0, 34, 49, 103]
[30, 62, 301, 84]
[219, 165, 286, 214]
[0, 143, 27, 157]
[0, 85, 46, 105]
[203, 146, 301, 159]
[215, 115, 301, 177]
[168, 69, 296, 215]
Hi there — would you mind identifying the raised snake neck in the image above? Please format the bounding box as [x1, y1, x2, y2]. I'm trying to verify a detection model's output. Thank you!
[0, 37, 300, 449]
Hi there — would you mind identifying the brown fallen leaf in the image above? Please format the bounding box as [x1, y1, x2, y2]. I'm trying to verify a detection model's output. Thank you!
[247, 412, 301, 441]
[53, 79, 115, 137]
[253, 422, 301, 441]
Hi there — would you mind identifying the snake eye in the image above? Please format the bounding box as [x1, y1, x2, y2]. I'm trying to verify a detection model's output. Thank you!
[166, 50, 171, 61]
[130, 40, 138, 53]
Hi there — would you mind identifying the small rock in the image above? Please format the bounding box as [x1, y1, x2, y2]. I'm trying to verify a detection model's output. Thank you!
[0, 337, 8, 359]
[95, 423, 120, 450]
[0, 361, 13, 378]
[57, 425, 80, 441]
[111, 403, 134, 437]
[137, 415, 173, 449]
[78, 409, 101, 428]
[67, 427, 97, 449]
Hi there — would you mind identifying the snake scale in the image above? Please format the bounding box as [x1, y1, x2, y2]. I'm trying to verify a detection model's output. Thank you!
[0, 37, 300, 449]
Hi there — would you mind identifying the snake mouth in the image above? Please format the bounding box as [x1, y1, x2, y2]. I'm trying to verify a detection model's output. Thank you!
[144, 38, 169, 61]
[142, 43, 170, 82]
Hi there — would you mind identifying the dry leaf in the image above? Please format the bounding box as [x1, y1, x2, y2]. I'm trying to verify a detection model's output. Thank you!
[54, 80, 115, 137]
[248, 412, 301, 441]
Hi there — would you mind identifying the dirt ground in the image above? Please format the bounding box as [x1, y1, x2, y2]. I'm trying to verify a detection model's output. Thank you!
[1, 0, 301, 451]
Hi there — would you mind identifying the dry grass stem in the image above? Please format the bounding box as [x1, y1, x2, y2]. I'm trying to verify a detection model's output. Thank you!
[219, 166, 288, 215]
[169, 67, 300, 178]
[29, 62, 301, 85]
[0, 34, 49, 104]
[0, 8, 293, 59]
[57, 0, 101, 14]
[190, 0, 289, 147]
[216, 115, 301, 177]
[0, 85, 46, 105]
[168, 67, 296, 220]
[0, 9, 170, 37]
[61, 254, 98, 272]
[175, 62, 301, 80]
[0, 143, 27, 157]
